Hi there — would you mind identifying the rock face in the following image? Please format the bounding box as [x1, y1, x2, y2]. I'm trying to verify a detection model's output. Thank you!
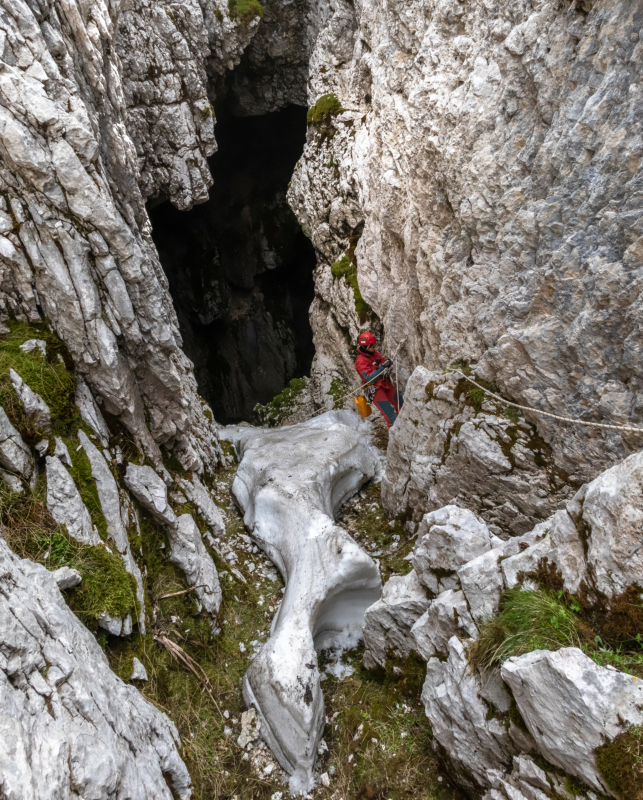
[289, 0, 643, 486]
[0, 407, 34, 480]
[0, 0, 237, 471]
[502, 647, 643, 795]
[0, 537, 191, 800]
[382, 367, 571, 535]
[223, 410, 381, 794]
[45, 455, 101, 546]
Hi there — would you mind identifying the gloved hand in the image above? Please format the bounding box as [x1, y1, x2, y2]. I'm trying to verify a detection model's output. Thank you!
[382, 359, 393, 368]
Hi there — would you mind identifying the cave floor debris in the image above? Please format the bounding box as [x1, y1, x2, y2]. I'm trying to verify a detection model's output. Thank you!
[105, 428, 459, 799]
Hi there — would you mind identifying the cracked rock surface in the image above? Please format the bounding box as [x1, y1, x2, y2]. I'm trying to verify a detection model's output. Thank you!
[0, 537, 192, 800]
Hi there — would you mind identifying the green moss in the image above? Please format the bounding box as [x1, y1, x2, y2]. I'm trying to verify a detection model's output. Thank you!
[254, 377, 307, 427]
[306, 93, 344, 126]
[327, 378, 346, 410]
[596, 725, 643, 800]
[214, 7, 224, 20]
[65, 438, 109, 540]
[200, 104, 215, 118]
[0, 320, 80, 442]
[330, 253, 372, 323]
[228, 0, 263, 26]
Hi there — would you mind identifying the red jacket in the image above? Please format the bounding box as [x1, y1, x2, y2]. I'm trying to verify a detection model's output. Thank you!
[354, 348, 392, 389]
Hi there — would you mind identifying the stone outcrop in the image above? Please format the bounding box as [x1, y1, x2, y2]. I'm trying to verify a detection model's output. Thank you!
[289, 0, 643, 487]
[382, 367, 571, 535]
[223, 410, 381, 794]
[0, 407, 34, 481]
[0, 537, 191, 800]
[45, 455, 101, 546]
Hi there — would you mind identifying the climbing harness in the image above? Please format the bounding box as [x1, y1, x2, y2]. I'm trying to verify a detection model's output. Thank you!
[447, 369, 643, 435]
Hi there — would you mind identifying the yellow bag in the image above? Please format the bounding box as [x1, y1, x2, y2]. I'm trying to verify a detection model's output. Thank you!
[354, 395, 372, 419]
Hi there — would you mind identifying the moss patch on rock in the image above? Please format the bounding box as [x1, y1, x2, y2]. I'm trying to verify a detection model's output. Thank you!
[596, 725, 643, 800]
[331, 252, 372, 323]
[307, 93, 344, 126]
[254, 377, 307, 427]
[228, 0, 263, 26]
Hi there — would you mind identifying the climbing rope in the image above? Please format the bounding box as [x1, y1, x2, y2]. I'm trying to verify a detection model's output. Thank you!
[446, 369, 643, 435]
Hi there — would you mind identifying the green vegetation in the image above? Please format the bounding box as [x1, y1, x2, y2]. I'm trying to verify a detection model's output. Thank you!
[253, 377, 307, 427]
[1, 479, 137, 623]
[0, 320, 79, 443]
[469, 588, 588, 671]
[327, 378, 347, 410]
[331, 252, 372, 322]
[228, 0, 263, 26]
[65, 440, 109, 539]
[596, 725, 643, 800]
[307, 93, 344, 126]
[338, 481, 414, 583]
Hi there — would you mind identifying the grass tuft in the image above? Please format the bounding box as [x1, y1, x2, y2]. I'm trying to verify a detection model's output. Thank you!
[0, 320, 79, 443]
[468, 588, 588, 671]
[254, 378, 307, 427]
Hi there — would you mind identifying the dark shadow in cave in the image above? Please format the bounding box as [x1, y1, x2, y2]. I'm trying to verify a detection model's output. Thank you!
[148, 104, 315, 424]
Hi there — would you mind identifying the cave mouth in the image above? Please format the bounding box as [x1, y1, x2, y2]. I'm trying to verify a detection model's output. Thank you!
[149, 103, 315, 425]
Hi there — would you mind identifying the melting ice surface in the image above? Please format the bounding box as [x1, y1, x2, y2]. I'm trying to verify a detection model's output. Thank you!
[221, 411, 382, 794]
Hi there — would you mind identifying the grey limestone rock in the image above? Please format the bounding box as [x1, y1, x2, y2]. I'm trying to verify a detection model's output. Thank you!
[75, 378, 110, 447]
[382, 369, 567, 536]
[502, 647, 643, 795]
[362, 569, 431, 669]
[0, 538, 191, 799]
[411, 589, 478, 660]
[79, 432, 146, 633]
[412, 504, 498, 594]
[45, 455, 101, 546]
[53, 436, 72, 467]
[9, 368, 51, 432]
[178, 474, 226, 537]
[124, 463, 178, 529]
[422, 636, 515, 794]
[170, 514, 222, 618]
[0, 406, 33, 480]
[131, 657, 148, 682]
[98, 613, 133, 638]
[51, 565, 82, 590]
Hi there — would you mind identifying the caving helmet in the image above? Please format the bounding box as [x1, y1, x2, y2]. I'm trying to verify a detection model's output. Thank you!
[358, 331, 377, 348]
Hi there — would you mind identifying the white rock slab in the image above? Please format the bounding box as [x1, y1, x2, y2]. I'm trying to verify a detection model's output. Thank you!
[53, 436, 72, 466]
[0, 539, 191, 799]
[79, 431, 146, 632]
[502, 647, 643, 795]
[363, 569, 431, 669]
[51, 565, 81, 589]
[178, 473, 225, 536]
[45, 455, 101, 545]
[422, 636, 514, 794]
[75, 377, 109, 446]
[124, 462, 221, 618]
[0, 406, 33, 479]
[131, 657, 148, 682]
[222, 410, 381, 794]
[9, 368, 51, 431]
[19, 338, 46, 356]
[170, 514, 222, 617]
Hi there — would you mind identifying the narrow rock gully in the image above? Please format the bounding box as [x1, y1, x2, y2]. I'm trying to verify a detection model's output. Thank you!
[144, 99, 456, 800]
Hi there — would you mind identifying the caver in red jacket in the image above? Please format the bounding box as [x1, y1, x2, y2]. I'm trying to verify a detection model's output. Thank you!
[354, 347, 403, 428]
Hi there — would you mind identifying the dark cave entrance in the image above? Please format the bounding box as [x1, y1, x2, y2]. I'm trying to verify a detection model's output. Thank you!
[149, 104, 315, 424]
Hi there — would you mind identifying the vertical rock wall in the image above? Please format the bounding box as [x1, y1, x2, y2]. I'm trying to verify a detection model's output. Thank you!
[289, 0, 643, 484]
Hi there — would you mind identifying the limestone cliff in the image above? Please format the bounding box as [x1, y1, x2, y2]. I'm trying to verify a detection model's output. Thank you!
[289, 0, 643, 487]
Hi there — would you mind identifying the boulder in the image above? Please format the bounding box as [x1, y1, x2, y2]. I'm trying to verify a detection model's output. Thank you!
[411, 589, 478, 659]
[45, 455, 101, 545]
[51, 566, 82, 590]
[0, 406, 34, 479]
[363, 569, 431, 669]
[502, 647, 643, 795]
[131, 657, 148, 682]
[75, 378, 110, 446]
[98, 613, 133, 637]
[124, 463, 178, 529]
[9, 368, 51, 431]
[53, 436, 72, 466]
[457, 548, 505, 625]
[412, 505, 498, 594]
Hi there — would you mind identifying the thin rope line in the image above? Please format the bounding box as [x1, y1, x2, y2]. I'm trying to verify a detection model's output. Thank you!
[446, 369, 643, 435]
